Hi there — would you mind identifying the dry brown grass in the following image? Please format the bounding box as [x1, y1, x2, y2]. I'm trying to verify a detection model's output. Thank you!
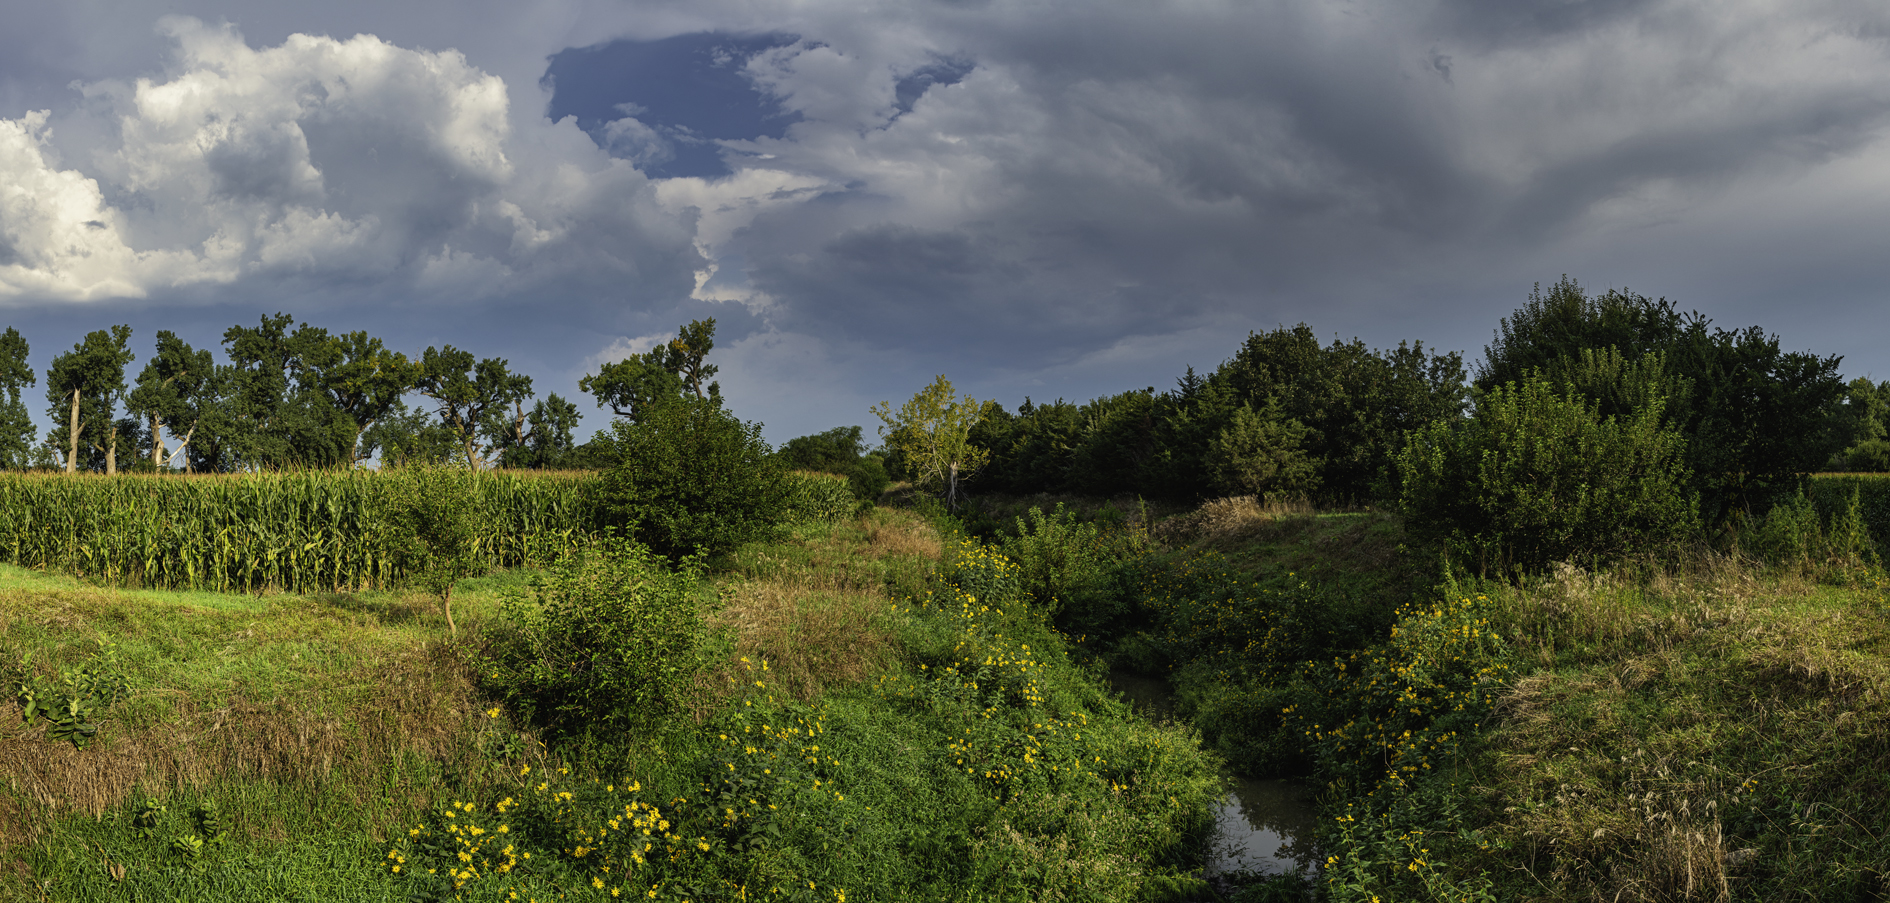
[1151, 495, 1316, 547]
[711, 579, 896, 702]
[0, 643, 483, 847]
[862, 512, 942, 561]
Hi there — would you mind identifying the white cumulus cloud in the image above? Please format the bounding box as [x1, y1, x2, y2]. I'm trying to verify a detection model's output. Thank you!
[0, 17, 700, 307]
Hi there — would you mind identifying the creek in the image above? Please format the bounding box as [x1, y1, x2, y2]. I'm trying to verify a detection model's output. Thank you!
[1108, 670, 1323, 879]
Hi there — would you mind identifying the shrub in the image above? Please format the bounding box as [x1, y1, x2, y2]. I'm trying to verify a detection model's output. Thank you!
[383, 463, 486, 633]
[478, 535, 713, 737]
[593, 397, 789, 560]
[997, 504, 1148, 640]
[1398, 377, 1698, 574]
[1204, 401, 1318, 500]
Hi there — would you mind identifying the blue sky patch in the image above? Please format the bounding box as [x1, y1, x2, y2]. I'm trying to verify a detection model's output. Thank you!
[543, 31, 802, 179]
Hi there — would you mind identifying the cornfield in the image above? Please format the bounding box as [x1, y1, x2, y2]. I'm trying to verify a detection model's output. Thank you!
[0, 470, 598, 594]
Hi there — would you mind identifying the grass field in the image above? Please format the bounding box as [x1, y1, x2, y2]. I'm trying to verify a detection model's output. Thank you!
[1, 507, 1225, 902]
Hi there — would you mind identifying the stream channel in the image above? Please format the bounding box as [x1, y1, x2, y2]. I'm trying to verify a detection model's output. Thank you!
[1108, 670, 1323, 879]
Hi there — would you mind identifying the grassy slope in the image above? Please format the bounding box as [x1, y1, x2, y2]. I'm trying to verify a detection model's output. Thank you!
[1, 509, 1225, 902]
[1138, 499, 1890, 901]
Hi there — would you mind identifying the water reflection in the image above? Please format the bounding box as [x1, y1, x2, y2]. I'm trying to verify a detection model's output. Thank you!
[1208, 777, 1320, 877]
[1108, 670, 1322, 878]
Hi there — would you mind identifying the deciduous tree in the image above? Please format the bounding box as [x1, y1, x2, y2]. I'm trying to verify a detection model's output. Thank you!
[579, 318, 722, 422]
[44, 325, 134, 474]
[872, 375, 991, 510]
[0, 328, 35, 470]
[413, 346, 533, 469]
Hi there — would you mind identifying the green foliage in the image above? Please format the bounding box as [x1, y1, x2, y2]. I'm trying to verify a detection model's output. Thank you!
[1824, 376, 1890, 472]
[11, 641, 129, 750]
[781, 471, 859, 524]
[385, 463, 486, 632]
[487, 392, 582, 469]
[413, 345, 534, 470]
[126, 330, 216, 472]
[45, 324, 136, 474]
[479, 536, 712, 737]
[1205, 400, 1318, 499]
[1398, 377, 1698, 574]
[360, 397, 465, 467]
[1479, 275, 1849, 526]
[579, 317, 722, 422]
[776, 424, 891, 500]
[994, 503, 1149, 641]
[1477, 276, 1695, 392]
[1214, 325, 1468, 504]
[1744, 487, 1878, 579]
[595, 396, 789, 560]
[0, 326, 35, 470]
[971, 397, 1084, 495]
[1807, 473, 1890, 554]
[972, 328, 1464, 503]
[873, 375, 992, 510]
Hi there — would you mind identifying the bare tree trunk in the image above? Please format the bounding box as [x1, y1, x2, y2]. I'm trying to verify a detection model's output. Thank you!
[105, 423, 117, 476]
[151, 415, 165, 470]
[178, 423, 197, 474]
[948, 461, 960, 512]
[66, 388, 79, 474]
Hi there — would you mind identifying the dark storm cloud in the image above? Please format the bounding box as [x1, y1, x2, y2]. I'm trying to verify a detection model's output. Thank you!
[6, 0, 1890, 445]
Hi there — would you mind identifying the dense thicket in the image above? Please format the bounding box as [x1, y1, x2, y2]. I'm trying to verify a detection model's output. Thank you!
[969, 327, 1466, 503]
[1478, 276, 1848, 526]
[1399, 376, 1699, 572]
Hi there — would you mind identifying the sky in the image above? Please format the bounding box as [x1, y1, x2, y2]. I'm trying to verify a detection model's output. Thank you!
[4, 0, 1890, 448]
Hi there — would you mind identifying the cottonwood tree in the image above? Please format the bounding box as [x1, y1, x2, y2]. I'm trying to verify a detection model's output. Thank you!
[0, 328, 35, 470]
[298, 330, 412, 466]
[413, 346, 533, 469]
[127, 331, 218, 470]
[580, 318, 722, 422]
[44, 325, 134, 474]
[486, 393, 580, 469]
[220, 315, 358, 468]
[872, 375, 992, 511]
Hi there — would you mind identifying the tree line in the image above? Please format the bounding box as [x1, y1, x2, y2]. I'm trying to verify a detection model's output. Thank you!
[0, 315, 727, 475]
[851, 277, 1886, 569]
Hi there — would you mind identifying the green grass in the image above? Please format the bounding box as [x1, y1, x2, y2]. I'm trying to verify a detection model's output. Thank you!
[1118, 496, 1890, 902]
[3, 507, 1227, 902]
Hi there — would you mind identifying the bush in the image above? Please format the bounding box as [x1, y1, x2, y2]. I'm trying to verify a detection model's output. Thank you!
[478, 535, 713, 737]
[1398, 377, 1698, 574]
[383, 463, 486, 633]
[1204, 401, 1318, 500]
[997, 504, 1146, 640]
[592, 397, 789, 560]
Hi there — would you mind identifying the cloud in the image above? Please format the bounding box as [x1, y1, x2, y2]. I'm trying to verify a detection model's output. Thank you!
[1, 17, 701, 309]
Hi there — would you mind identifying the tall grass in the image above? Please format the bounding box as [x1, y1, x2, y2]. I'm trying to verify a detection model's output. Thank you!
[0, 471, 594, 594]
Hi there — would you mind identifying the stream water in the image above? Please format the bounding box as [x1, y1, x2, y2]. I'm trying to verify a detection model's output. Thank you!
[1108, 670, 1323, 878]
